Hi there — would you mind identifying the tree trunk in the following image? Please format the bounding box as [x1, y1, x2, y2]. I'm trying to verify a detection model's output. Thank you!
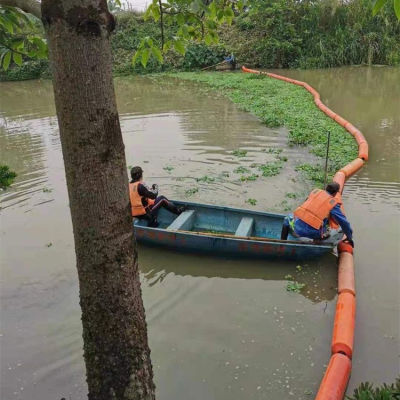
[41, 1, 155, 399]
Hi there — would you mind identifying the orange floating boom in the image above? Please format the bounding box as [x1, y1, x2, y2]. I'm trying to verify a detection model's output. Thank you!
[331, 292, 356, 359]
[241, 66, 365, 400]
[333, 171, 346, 193]
[315, 354, 352, 400]
[339, 158, 364, 178]
[338, 252, 356, 297]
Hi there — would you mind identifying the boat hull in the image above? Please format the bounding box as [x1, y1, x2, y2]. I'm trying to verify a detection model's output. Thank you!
[133, 201, 338, 260]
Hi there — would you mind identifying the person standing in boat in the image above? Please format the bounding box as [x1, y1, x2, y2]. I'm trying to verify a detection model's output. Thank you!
[280, 182, 354, 246]
[129, 166, 186, 228]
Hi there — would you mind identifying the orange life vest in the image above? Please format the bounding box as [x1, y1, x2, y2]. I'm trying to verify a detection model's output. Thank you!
[129, 181, 155, 217]
[294, 189, 340, 230]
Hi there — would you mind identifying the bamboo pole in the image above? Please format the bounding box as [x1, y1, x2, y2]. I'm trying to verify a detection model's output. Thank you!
[173, 229, 331, 247]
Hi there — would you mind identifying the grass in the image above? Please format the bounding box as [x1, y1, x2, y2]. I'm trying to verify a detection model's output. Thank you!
[163, 166, 174, 172]
[347, 378, 400, 400]
[173, 73, 358, 181]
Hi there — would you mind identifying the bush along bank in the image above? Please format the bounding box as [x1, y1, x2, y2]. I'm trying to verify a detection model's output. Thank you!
[173, 72, 358, 185]
[0, 12, 225, 81]
[2, 0, 399, 81]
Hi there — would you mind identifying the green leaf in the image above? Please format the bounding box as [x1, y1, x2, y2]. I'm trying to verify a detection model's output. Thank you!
[2, 51, 11, 71]
[205, 34, 212, 45]
[152, 46, 163, 63]
[174, 40, 185, 55]
[152, 4, 161, 21]
[12, 39, 24, 50]
[191, 0, 200, 13]
[176, 13, 185, 25]
[372, 0, 387, 16]
[217, 9, 224, 21]
[141, 47, 150, 68]
[32, 37, 46, 52]
[4, 19, 14, 34]
[13, 52, 22, 65]
[147, 37, 153, 46]
[163, 40, 172, 52]
[225, 7, 234, 17]
[132, 50, 140, 65]
[144, 4, 152, 21]
[394, 0, 400, 19]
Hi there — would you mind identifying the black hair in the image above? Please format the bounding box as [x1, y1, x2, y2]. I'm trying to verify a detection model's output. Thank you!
[325, 182, 340, 195]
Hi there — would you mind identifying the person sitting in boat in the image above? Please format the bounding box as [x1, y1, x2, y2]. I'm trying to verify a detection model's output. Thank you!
[280, 182, 354, 246]
[224, 53, 236, 69]
[129, 166, 186, 228]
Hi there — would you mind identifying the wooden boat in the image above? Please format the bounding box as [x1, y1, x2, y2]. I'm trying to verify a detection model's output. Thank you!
[133, 201, 342, 260]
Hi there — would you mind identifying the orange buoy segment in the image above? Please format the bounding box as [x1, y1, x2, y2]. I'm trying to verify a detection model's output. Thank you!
[326, 108, 338, 120]
[334, 115, 349, 128]
[331, 292, 356, 359]
[338, 240, 353, 255]
[339, 158, 364, 178]
[354, 131, 367, 145]
[333, 171, 346, 193]
[358, 142, 369, 161]
[315, 354, 352, 400]
[346, 124, 359, 136]
[338, 252, 355, 296]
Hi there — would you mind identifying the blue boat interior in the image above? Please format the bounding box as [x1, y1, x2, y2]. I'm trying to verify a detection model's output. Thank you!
[134, 201, 289, 240]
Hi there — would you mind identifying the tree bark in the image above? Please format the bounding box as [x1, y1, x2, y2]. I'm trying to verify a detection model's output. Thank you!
[40, 1, 155, 399]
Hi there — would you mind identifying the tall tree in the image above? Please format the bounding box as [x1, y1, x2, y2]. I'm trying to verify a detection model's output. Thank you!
[1, 0, 156, 399]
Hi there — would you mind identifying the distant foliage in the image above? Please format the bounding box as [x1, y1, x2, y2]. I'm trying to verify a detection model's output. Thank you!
[223, 0, 400, 68]
[0, 164, 17, 189]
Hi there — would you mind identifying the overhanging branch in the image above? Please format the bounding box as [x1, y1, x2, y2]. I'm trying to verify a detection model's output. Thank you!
[0, 0, 41, 19]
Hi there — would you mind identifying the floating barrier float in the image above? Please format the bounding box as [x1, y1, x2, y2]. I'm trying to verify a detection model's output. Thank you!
[241, 66, 369, 399]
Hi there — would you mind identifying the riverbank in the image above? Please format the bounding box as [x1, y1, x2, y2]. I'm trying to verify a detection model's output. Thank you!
[172, 71, 358, 186]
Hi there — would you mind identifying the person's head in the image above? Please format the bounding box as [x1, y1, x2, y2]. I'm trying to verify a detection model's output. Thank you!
[130, 166, 143, 182]
[325, 181, 340, 196]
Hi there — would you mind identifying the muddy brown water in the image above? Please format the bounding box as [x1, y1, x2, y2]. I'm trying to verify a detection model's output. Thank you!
[0, 67, 399, 399]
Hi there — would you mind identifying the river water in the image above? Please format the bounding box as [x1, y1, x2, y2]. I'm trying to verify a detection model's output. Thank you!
[0, 67, 399, 399]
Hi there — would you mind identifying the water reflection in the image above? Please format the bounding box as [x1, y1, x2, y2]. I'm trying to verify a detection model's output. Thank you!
[139, 246, 338, 303]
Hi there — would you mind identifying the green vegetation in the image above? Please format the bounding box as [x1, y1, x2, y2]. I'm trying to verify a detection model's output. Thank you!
[246, 198, 257, 206]
[232, 150, 248, 158]
[2, 0, 399, 81]
[347, 377, 400, 400]
[174, 72, 358, 182]
[185, 187, 199, 196]
[163, 165, 174, 172]
[233, 166, 250, 174]
[0, 164, 17, 189]
[223, 0, 400, 68]
[258, 161, 284, 177]
[285, 192, 300, 199]
[240, 174, 259, 182]
[42, 187, 52, 193]
[196, 175, 215, 183]
[286, 281, 306, 293]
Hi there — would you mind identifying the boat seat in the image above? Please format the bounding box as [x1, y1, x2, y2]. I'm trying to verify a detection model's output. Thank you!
[166, 210, 195, 231]
[235, 217, 254, 237]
